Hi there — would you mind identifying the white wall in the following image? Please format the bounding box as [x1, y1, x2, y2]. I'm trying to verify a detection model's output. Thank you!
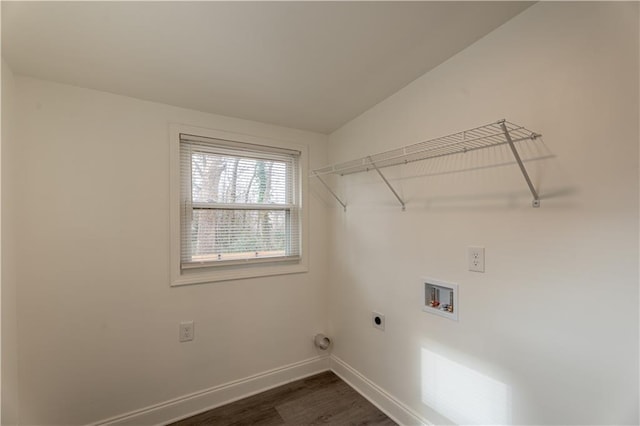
[327, 3, 639, 425]
[6, 3, 640, 425]
[9, 76, 329, 425]
[2, 58, 19, 425]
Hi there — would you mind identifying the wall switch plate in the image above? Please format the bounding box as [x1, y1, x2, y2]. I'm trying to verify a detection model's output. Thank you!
[372, 312, 385, 331]
[468, 247, 485, 272]
[179, 321, 194, 342]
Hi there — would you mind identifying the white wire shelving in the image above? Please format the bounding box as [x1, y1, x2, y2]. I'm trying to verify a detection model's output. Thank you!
[312, 119, 542, 211]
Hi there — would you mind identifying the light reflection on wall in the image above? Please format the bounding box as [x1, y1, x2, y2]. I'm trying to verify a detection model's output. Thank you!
[421, 348, 512, 425]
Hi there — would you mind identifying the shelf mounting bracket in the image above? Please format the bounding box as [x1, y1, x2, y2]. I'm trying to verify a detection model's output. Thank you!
[499, 120, 541, 207]
[367, 156, 406, 211]
[313, 171, 347, 212]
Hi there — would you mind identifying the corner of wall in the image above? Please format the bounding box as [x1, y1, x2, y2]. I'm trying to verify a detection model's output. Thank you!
[2, 57, 19, 426]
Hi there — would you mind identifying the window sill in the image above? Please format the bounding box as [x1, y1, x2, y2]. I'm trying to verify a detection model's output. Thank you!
[170, 262, 308, 286]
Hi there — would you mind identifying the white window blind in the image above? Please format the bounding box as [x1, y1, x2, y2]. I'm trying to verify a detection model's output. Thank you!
[180, 134, 301, 269]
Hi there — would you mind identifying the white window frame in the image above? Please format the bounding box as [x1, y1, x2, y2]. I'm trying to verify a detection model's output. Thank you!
[170, 124, 309, 286]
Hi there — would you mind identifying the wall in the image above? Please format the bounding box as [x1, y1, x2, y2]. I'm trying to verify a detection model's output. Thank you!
[9, 77, 329, 425]
[327, 3, 639, 425]
[2, 58, 19, 425]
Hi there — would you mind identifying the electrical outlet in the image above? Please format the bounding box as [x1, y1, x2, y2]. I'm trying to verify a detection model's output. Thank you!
[372, 312, 385, 331]
[179, 321, 194, 342]
[468, 247, 485, 272]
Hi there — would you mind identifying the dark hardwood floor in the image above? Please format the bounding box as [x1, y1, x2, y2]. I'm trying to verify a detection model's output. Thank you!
[169, 371, 397, 426]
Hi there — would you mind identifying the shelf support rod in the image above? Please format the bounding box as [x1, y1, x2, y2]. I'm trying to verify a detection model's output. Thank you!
[313, 171, 347, 212]
[367, 156, 406, 211]
[499, 120, 541, 208]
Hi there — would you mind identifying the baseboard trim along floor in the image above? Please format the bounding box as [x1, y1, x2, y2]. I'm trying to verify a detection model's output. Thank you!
[92, 354, 431, 426]
[329, 355, 430, 426]
[169, 370, 396, 425]
[92, 356, 330, 426]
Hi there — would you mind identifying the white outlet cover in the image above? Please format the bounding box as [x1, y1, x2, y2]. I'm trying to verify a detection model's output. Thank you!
[468, 246, 485, 273]
[179, 321, 194, 342]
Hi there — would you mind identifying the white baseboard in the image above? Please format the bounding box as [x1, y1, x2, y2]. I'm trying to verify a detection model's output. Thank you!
[91, 354, 430, 426]
[92, 355, 330, 426]
[329, 355, 431, 426]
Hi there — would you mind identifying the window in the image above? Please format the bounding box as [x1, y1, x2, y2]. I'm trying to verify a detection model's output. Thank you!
[171, 125, 308, 285]
[181, 135, 300, 265]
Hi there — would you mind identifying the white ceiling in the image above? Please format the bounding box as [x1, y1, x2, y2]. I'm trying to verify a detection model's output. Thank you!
[2, 2, 532, 134]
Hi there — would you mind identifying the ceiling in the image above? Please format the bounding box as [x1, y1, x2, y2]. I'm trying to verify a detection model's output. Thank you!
[2, 2, 532, 134]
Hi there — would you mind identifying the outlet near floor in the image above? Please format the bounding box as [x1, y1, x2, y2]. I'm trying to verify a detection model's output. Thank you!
[179, 321, 194, 342]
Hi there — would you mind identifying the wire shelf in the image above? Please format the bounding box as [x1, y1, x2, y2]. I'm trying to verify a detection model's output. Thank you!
[312, 119, 543, 210]
[312, 120, 540, 177]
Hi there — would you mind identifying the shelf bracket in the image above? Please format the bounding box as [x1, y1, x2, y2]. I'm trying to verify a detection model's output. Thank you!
[499, 120, 541, 207]
[366, 156, 406, 211]
[313, 171, 347, 212]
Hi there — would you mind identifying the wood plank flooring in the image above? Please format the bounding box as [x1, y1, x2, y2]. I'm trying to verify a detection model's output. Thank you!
[169, 371, 397, 426]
